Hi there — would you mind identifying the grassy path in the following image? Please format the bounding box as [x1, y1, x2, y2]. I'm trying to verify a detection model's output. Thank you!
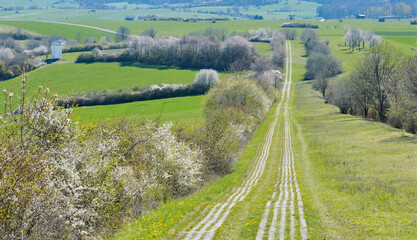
[255, 41, 307, 240]
[171, 41, 307, 240]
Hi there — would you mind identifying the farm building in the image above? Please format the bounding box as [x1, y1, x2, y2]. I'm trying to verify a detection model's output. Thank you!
[51, 41, 63, 59]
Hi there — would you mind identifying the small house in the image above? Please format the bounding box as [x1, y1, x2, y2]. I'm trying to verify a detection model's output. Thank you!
[51, 41, 63, 60]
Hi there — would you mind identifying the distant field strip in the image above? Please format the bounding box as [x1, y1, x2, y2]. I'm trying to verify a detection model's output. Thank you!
[256, 41, 307, 240]
[39, 20, 117, 34]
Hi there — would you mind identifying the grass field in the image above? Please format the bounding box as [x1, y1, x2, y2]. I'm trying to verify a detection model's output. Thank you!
[253, 42, 272, 56]
[1, 62, 198, 97]
[75, 95, 204, 124]
[383, 36, 417, 48]
[0, 21, 109, 43]
[0, 0, 319, 21]
[293, 80, 417, 239]
[0, 18, 414, 43]
[287, 28, 417, 238]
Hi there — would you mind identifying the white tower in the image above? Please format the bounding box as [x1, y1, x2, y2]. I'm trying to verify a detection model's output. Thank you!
[51, 41, 63, 59]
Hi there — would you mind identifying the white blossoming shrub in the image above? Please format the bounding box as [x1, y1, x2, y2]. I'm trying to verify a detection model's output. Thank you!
[145, 123, 203, 196]
[0, 47, 14, 61]
[32, 45, 49, 56]
[0, 75, 204, 239]
[193, 69, 219, 91]
[1, 73, 273, 238]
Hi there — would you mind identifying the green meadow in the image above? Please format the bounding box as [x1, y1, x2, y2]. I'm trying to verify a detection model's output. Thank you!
[1, 21, 109, 42]
[0, 0, 319, 21]
[383, 36, 417, 48]
[1, 62, 198, 100]
[75, 95, 204, 124]
[253, 42, 272, 56]
[1, 18, 414, 42]
[287, 28, 417, 238]
[293, 80, 417, 239]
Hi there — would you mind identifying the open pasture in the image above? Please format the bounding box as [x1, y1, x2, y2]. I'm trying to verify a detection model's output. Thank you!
[0, 18, 414, 43]
[0, 21, 108, 42]
[70, 19, 415, 38]
[383, 36, 417, 48]
[0, 0, 319, 21]
[75, 95, 204, 123]
[1, 62, 198, 97]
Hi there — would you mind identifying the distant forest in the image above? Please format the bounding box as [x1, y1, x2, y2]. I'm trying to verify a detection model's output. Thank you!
[76, 0, 417, 19]
[310, 0, 417, 18]
[76, 0, 281, 8]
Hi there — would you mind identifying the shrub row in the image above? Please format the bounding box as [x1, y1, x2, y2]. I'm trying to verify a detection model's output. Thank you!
[76, 35, 256, 71]
[301, 29, 343, 81]
[63, 42, 128, 53]
[327, 43, 417, 133]
[281, 22, 319, 28]
[60, 84, 207, 107]
[59, 69, 219, 107]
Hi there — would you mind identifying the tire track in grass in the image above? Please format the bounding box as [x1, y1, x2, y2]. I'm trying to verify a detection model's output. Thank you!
[256, 41, 308, 240]
[179, 41, 291, 240]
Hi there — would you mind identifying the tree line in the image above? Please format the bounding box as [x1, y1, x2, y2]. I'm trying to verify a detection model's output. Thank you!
[300, 28, 343, 88]
[327, 43, 417, 133]
[314, 0, 417, 19]
[344, 27, 381, 52]
[78, 34, 256, 72]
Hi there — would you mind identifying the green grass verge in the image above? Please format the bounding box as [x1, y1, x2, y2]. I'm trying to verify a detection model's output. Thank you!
[293, 81, 417, 239]
[290, 38, 417, 239]
[75, 95, 204, 124]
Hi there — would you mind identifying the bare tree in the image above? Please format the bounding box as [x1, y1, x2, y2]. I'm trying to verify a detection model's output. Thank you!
[312, 73, 328, 98]
[355, 43, 400, 121]
[345, 27, 361, 51]
[221, 36, 255, 72]
[369, 35, 381, 48]
[140, 28, 158, 38]
[251, 56, 272, 74]
[116, 26, 130, 42]
[271, 44, 286, 69]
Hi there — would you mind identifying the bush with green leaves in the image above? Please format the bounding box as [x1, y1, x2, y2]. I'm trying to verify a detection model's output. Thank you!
[200, 77, 273, 174]
[204, 77, 272, 128]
